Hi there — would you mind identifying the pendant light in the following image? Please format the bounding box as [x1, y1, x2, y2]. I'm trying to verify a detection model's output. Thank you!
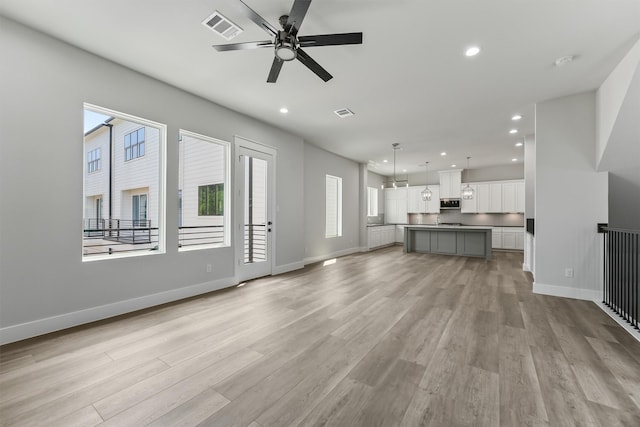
[462, 156, 474, 199]
[421, 162, 432, 201]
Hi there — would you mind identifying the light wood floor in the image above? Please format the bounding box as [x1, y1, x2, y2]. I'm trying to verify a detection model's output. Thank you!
[1, 247, 639, 426]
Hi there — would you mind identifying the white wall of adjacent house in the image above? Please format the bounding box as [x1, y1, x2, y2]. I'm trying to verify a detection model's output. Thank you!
[179, 134, 226, 229]
[83, 125, 110, 221]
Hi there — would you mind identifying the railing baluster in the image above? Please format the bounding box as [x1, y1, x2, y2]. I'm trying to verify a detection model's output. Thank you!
[603, 227, 639, 330]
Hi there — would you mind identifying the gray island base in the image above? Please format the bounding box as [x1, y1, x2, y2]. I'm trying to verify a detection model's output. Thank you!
[404, 226, 492, 260]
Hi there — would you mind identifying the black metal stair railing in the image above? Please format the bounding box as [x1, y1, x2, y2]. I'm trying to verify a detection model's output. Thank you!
[603, 227, 639, 330]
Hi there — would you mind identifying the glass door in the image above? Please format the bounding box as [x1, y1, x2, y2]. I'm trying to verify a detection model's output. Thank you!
[235, 140, 274, 282]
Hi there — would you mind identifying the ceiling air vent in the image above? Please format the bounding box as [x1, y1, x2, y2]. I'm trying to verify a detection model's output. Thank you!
[202, 11, 243, 41]
[334, 108, 355, 118]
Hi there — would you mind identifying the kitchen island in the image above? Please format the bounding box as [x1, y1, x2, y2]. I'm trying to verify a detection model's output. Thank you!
[404, 225, 492, 259]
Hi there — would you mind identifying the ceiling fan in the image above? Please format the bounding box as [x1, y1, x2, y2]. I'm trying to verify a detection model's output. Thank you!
[212, 0, 363, 83]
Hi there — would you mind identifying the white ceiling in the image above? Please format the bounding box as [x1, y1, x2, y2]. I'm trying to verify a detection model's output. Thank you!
[1, 0, 638, 175]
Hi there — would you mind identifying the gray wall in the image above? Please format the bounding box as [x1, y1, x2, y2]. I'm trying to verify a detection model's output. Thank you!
[304, 144, 361, 262]
[534, 91, 608, 299]
[608, 167, 640, 229]
[0, 17, 306, 341]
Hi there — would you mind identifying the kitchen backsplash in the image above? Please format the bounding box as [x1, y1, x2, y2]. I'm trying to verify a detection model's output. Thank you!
[409, 212, 524, 227]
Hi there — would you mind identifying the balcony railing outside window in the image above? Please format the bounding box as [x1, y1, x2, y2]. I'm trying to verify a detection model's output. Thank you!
[83, 218, 157, 256]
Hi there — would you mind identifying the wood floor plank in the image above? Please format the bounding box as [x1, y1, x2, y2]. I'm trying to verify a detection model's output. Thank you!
[1, 249, 638, 427]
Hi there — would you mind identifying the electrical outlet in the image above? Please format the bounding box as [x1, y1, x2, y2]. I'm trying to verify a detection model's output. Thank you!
[564, 268, 573, 278]
[206, 263, 212, 273]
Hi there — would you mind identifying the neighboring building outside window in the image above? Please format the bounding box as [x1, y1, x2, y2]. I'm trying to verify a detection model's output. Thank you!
[124, 128, 145, 161]
[132, 194, 148, 226]
[198, 184, 224, 216]
[178, 130, 230, 250]
[83, 104, 165, 259]
[87, 148, 101, 173]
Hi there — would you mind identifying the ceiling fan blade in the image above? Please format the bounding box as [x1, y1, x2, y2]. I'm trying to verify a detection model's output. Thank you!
[213, 40, 274, 52]
[298, 32, 363, 47]
[267, 57, 284, 83]
[296, 48, 332, 82]
[234, 0, 278, 36]
[286, 0, 312, 36]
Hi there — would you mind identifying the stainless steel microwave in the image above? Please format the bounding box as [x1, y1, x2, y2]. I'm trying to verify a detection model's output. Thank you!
[440, 199, 460, 209]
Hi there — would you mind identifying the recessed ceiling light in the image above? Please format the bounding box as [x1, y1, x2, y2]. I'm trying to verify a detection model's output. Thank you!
[383, 159, 388, 163]
[402, 169, 407, 173]
[451, 164, 457, 168]
[515, 142, 523, 147]
[279, 107, 288, 114]
[465, 46, 480, 57]
[554, 55, 575, 67]
[511, 114, 522, 121]
[512, 158, 518, 162]
[440, 152, 447, 156]
[509, 129, 518, 134]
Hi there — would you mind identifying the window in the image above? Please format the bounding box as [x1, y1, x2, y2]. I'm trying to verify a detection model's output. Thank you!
[325, 175, 342, 238]
[198, 184, 224, 216]
[124, 128, 145, 161]
[132, 194, 148, 225]
[367, 186, 378, 216]
[178, 130, 230, 250]
[83, 103, 166, 260]
[87, 148, 101, 173]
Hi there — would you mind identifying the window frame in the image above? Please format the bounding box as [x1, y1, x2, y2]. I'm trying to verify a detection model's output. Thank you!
[325, 174, 343, 239]
[124, 127, 145, 161]
[83, 103, 166, 262]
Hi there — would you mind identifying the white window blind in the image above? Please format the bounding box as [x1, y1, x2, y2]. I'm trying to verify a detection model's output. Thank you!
[367, 186, 378, 216]
[325, 175, 342, 238]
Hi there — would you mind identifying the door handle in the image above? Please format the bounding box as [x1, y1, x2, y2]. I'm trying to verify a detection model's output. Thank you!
[268, 221, 272, 225]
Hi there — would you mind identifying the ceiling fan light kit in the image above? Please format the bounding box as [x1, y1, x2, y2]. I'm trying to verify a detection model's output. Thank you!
[212, 0, 363, 83]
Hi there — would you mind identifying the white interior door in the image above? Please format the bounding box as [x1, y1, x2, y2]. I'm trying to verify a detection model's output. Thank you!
[235, 139, 275, 282]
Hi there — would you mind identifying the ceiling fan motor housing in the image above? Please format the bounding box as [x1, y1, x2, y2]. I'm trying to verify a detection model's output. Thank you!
[275, 31, 298, 61]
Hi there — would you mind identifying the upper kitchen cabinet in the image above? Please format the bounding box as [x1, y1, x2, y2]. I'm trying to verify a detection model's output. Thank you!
[460, 183, 478, 213]
[438, 170, 462, 199]
[471, 180, 525, 214]
[384, 187, 408, 223]
[407, 185, 441, 213]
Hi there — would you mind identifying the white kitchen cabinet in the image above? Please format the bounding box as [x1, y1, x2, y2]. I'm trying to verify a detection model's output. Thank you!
[492, 227, 524, 250]
[477, 183, 490, 213]
[501, 229, 517, 249]
[407, 186, 425, 213]
[460, 183, 478, 213]
[368, 225, 396, 250]
[502, 183, 517, 213]
[489, 183, 503, 212]
[384, 187, 408, 223]
[438, 170, 462, 199]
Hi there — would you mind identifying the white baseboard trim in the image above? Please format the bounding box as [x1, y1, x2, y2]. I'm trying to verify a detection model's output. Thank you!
[533, 282, 600, 301]
[0, 276, 237, 345]
[522, 262, 530, 272]
[303, 247, 362, 266]
[593, 300, 640, 343]
[272, 261, 304, 275]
